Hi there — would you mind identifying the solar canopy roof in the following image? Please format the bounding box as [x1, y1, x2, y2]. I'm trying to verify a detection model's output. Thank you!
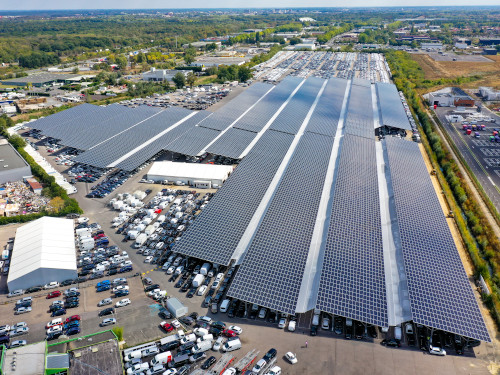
[376, 82, 412, 131]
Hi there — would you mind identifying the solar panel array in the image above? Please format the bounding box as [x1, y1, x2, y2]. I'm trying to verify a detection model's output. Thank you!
[172, 130, 295, 266]
[343, 83, 374, 139]
[205, 128, 257, 159]
[197, 83, 273, 131]
[228, 132, 334, 314]
[29, 103, 101, 133]
[316, 134, 388, 327]
[305, 78, 347, 138]
[164, 126, 221, 157]
[115, 111, 210, 171]
[352, 77, 372, 88]
[376, 83, 412, 131]
[75, 107, 192, 168]
[385, 137, 490, 342]
[233, 77, 303, 133]
[269, 77, 325, 135]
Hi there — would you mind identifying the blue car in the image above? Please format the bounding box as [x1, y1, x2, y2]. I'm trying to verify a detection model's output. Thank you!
[51, 308, 66, 317]
[96, 285, 111, 292]
[96, 280, 111, 288]
[119, 265, 133, 273]
[66, 327, 81, 336]
[63, 321, 80, 330]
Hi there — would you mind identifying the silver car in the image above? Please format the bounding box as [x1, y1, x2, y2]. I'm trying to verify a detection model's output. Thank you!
[11, 327, 29, 337]
[98, 298, 112, 307]
[100, 318, 116, 327]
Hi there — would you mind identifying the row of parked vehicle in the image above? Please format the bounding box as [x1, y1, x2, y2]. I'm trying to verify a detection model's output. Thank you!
[87, 170, 132, 198]
[0, 322, 29, 348]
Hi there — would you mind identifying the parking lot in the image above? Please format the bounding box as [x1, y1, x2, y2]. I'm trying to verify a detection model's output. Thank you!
[435, 107, 500, 212]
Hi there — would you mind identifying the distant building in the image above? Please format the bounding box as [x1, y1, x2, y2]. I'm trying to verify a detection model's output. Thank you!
[182, 41, 222, 50]
[483, 48, 498, 56]
[142, 68, 190, 82]
[421, 42, 444, 51]
[0, 72, 86, 88]
[426, 87, 475, 107]
[26, 177, 42, 195]
[478, 38, 500, 46]
[0, 138, 31, 184]
[479, 87, 500, 101]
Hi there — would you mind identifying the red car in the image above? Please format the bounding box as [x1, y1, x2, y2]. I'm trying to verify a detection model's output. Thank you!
[66, 315, 81, 323]
[223, 329, 237, 338]
[160, 322, 174, 332]
[93, 233, 106, 239]
[46, 291, 62, 299]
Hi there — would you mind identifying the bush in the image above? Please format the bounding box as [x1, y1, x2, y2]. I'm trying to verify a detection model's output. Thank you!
[112, 326, 124, 341]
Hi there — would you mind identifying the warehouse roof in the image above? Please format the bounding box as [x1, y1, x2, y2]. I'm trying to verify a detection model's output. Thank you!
[148, 161, 233, 182]
[7, 217, 76, 285]
[0, 139, 30, 171]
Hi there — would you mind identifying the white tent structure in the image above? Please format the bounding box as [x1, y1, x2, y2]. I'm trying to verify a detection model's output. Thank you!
[7, 217, 77, 292]
[147, 161, 233, 188]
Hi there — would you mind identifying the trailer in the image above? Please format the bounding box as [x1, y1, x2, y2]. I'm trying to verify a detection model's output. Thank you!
[234, 349, 259, 373]
[208, 353, 234, 375]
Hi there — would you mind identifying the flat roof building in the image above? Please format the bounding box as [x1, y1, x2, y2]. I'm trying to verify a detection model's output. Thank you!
[0, 138, 31, 184]
[7, 216, 77, 292]
[0, 73, 84, 87]
[142, 68, 191, 82]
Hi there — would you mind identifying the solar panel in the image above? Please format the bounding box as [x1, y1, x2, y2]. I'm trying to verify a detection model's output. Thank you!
[306, 78, 347, 137]
[269, 77, 325, 135]
[352, 77, 371, 87]
[384, 137, 490, 342]
[172, 130, 295, 266]
[205, 128, 257, 159]
[343, 83, 374, 139]
[233, 77, 303, 133]
[29, 103, 102, 132]
[74, 107, 191, 168]
[115, 111, 210, 171]
[197, 82, 273, 131]
[316, 134, 387, 327]
[228, 132, 334, 314]
[164, 126, 221, 157]
[376, 82, 412, 131]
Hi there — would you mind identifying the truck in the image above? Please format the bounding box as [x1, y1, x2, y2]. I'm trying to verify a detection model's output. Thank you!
[192, 274, 205, 288]
[124, 350, 142, 362]
[1, 249, 9, 260]
[135, 233, 148, 248]
[150, 351, 172, 366]
[145, 225, 155, 236]
[168, 354, 190, 368]
[199, 263, 211, 276]
[128, 230, 139, 240]
[75, 227, 91, 237]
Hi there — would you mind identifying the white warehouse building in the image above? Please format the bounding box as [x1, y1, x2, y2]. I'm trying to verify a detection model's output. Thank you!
[7, 217, 77, 292]
[147, 161, 233, 189]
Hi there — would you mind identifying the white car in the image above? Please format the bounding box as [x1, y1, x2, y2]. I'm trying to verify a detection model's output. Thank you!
[0, 325, 11, 335]
[215, 273, 224, 282]
[115, 298, 131, 308]
[322, 317, 330, 330]
[228, 325, 242, 335]
[113, 278, 127, 285]
[15, 307, 32, 315]
[198, 316, 212, 324]
[144, 256, 153, 263]
[46, 318, 63, 329]
[287, 320, 296, 332]
[212, 336, 224, 351]
[7, 289, 24, 298]
[100, 318, 117, 327]
[64, 287, 79, 295]
[11, 327, 29, 336]
[278, 318, 286, 329]
[44, 281, 59, 289]
[11, 322, 27, 330]
[171, 319, 181, 329]
[47, 326, 63, 335]
[77, 217, 89, 223]
[163, 369, 178, 375]
[265, 366, 282, 375]
[166, 266, 176, 275]
[16, 297, 32, 304]
[252, 359, 267, 373]
[222, 368, 236, 375]
[197, 285, 207, 296]
[429, 346, 446, 356]
[113, 285, 129, 293]
[98, 298, 113, 307]
[10, 340, 27, 348]
[285, 352, 297, 364]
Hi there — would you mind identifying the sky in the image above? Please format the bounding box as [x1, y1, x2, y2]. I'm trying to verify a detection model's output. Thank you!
[1, 0, 499, 10]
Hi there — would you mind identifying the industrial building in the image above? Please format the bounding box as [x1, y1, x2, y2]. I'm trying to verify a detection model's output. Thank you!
[147, 161, 233, 188]
[479, 86, 500, 101]
[0, 72, 86, 88]
[141, 68, 191, 82]
[426, 87, 475, 107]
[0, 138, 31, 184]
[7, 217, 77, 292]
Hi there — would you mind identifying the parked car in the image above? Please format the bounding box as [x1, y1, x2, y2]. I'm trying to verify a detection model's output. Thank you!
[98, 298, 112, 307]
[46, 291, 61, 299]
[115, 298, 131, 308]
[51, 308, 67, 317]
[100, 318, 117, 327]
[44, 282, 59, 290]
[15, 307, 32, 315]
[99, 308, 114, 317]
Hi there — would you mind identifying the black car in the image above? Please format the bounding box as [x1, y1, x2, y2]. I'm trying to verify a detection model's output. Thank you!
[65, 296, 79, 302]
[49, 304, 64, 312]
[211, 321, 225, 330]
[355, 322, 365, 340]
[145, 284, 160, 292]
[178, 341, 196, 352]
[180, 316, 194, 326]
[227, 308, 235, 318]
[345, 322, 353, 339]
[180, 283, 190, 293]
[51, 308, 66, 317]
[65, 291, 80, 298]
[159, 308, 172, 320]
[175, 279, 184, 288]
[186, 288, 196, 298]
[367, 324, 377, 339]
[177, 349, 193, 356]
[201, 356, 217, 370]
[189, 312, 199, 320]
[60, 279, 75, 287]
[75, 276, 87, 283]
[381, 339, 401, 347]
[160, 340, 180, 352]
[107, 269, 118, 276]
[46, 331, 63, 340]
[16, 301, 32, 308]
[25, 285, 43, 293]
[263, 348, 277, 362]
[310, 325, 318, 336]
[115, 290, 129, 297]
[209, 327, 222, 337]
[65, 301, 79, 309]
[99, 308, 114, 317]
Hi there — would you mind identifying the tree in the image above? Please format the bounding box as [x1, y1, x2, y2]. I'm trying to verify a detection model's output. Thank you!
[115, 55, 128, 70]
[49, 196, 65, 213]
[205, 43, 217, 52]
[9, 134, 25, 149]
[184, 53, 195, 66]
[172, 72, 186, 89]
[186, 72, 196, 88]
[237, 66, 252, 82]
[289, 37, 301, 45]
[72, 67, 79, 74]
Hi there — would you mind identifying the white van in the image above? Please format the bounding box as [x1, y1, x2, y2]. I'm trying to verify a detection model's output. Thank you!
[222, 339, 241, 352]
[192, 340, 213, 353]
[220, 299, 230, 313]
[394, 325, 402, 340]
[197, 334, 213, 343]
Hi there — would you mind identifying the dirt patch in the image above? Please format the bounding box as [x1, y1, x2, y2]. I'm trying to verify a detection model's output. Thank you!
[411, 54, 500, 89]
